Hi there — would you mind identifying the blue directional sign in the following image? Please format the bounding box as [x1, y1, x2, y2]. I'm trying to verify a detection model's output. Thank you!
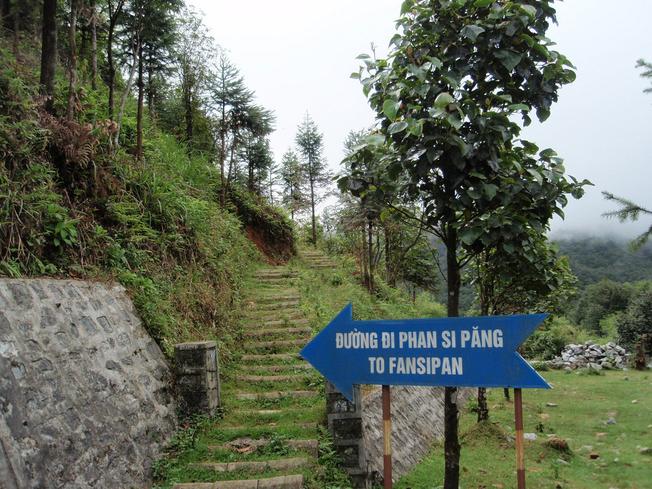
[300, 304, 549, 401]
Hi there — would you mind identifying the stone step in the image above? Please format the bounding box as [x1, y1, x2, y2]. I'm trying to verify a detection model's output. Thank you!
[235, 390, 318, 401]
[245, 308, 305, 324]
[195, 457, 309, 474]
[234, 407, 314, 417]
[244, 339, 309, 352]
[248, 300, 301, 311]
[172, 474, 304, 489]
[211, 439, 319, 458]
[219, 422, 318, 431]
[243, 327, 312, 339]
[254, 270, 298, 279]
[254, 277, 299, 285]
[247, 364, 313, 373]
[247, 294, 300, 304]
[240, 353, 303, 362]
[243, 318, 310, 329]
[236, 374, 311, 383]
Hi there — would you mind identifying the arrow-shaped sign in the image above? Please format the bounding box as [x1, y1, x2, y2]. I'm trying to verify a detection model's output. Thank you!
[300, 304, 549, 401]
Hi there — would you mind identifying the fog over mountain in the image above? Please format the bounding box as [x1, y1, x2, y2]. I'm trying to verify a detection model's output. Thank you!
[191, 0, 652, 239]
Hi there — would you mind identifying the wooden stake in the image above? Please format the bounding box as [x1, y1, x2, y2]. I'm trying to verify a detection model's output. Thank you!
[514, 388, 526, 489]
[382, 384, 393, 489]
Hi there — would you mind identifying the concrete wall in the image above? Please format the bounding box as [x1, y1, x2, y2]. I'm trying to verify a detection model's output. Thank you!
[0, 279, 177, 489]
[361, 386, 472, 482]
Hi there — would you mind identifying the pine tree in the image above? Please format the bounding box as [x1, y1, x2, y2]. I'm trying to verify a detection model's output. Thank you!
[280, 150, 307, 221]
[295, 114, 330, 244]
[208, 53, 253, 203]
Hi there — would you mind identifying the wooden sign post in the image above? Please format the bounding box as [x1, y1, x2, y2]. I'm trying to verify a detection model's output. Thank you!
[382, 384, 393, 489]
[514, 388, 526, 489]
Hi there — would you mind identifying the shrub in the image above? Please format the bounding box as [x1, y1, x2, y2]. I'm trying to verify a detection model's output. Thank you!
[617, 288, 652, 349]
[521, 317, 584, 360]
[572, 279, 633, 333]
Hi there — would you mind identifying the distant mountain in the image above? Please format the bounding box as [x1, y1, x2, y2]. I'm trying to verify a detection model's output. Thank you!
[554, 237, 652, 285]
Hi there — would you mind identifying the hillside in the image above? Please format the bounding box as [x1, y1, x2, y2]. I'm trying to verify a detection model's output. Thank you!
[554, 237, 652, 285]
[0, 40, 294, 356]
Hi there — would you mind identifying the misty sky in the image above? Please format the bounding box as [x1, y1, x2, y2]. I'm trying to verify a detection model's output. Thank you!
[189, 0, 652, 238]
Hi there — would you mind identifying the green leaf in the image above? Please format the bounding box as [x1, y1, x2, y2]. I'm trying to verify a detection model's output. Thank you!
[540, 148, 558, 158]
[408, 120, 424, 137]
[461, 25, 485, 42]
[473, 0, 493, 7]
[460, 227, 483, 245]
[401, 0, 415, 15]
[508, 103, 530, 112]
[388, 121, 408, 134]
[383, 99, 400, 121]
[495, 50, 523, 71]
[427, 56, 443, 69]
[447, 114, 463, 130]
[434, 92, 454, 109]
[520, 5, 537, 17]
[483, 183, 499, 200]
[527, 168, 543, 185]
[366, 134, 386, 146]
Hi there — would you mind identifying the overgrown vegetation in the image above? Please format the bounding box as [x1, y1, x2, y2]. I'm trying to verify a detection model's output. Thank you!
[0, 36, 292, 354]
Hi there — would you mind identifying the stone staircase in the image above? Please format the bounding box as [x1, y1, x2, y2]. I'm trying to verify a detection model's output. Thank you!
[299, 249, 338, 270]
[172, 259, 325, 489]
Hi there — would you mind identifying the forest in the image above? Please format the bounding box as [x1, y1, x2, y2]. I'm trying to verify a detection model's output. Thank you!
[1, 1, 651, 489]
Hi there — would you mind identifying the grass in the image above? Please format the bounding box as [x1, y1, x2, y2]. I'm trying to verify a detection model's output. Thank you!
[396, 370, 652, 489]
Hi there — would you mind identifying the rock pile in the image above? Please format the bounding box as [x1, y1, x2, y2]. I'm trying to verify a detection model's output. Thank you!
[550, 341, 629, 370]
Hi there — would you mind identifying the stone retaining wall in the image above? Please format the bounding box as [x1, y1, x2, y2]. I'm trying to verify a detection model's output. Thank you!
[0, 279, 177, 489]
[361, 386, 472, 482]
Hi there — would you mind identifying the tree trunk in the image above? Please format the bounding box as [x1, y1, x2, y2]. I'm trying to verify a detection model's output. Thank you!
[361, 226, 369, 288]
[385, 225, 396, 286]
[66, 0, 79, 120]
[108, 19, 116, 120]
[309, 174, 316, 245]
[107, 0, 124, 121]
[1, 0, 10, 33]
[477, 388, 489, 422]
[504, 388, 511, 401]
[444, 228, 461, 489]
[184, 67, 194, 142]
[147, 60, 155, 121]
[218, 99, 227, 205]
[248, 151, 255, 192]
[90, 0, 97, 90]
[11, 0, 18, 54]
[477, 298, 490, 422]
[136, 44, 144, 160]
[367, 218, 374, 293]
[39, 0, 57, 113]
[114, 41, 139, 146]
[227, 143, 236, 183]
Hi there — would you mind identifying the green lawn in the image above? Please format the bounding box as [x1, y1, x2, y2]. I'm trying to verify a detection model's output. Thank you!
[396, 370, 652, 489]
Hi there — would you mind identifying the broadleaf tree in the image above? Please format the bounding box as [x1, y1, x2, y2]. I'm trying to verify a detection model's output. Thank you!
[345, 1, 588, 486]
[470, 232, 577, 421]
